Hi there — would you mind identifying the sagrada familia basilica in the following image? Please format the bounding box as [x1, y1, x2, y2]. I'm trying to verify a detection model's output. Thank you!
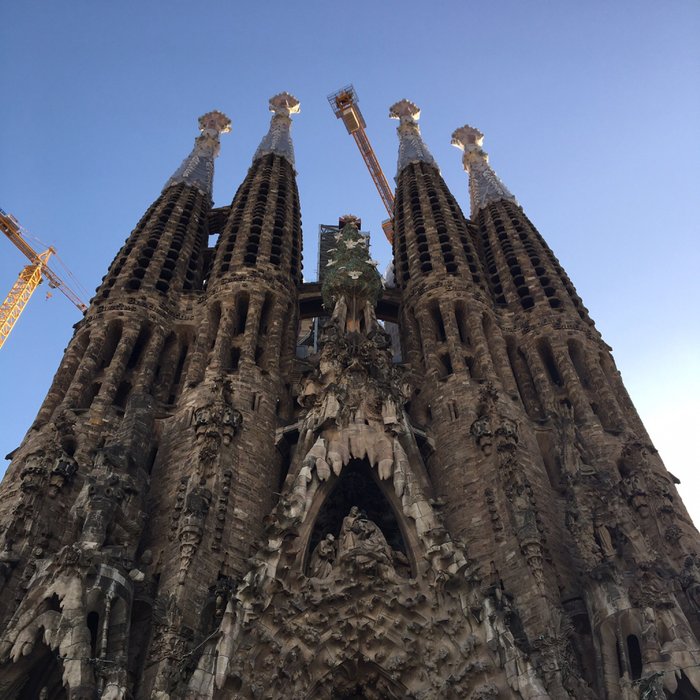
[0, 93, 698, 699]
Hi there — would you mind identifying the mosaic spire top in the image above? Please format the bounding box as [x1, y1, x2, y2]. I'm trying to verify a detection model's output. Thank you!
[163, 111, 231, 197]
[451, 125, 517, 214]
[253, 92, 300, 167]
[389, 99, 437, 177]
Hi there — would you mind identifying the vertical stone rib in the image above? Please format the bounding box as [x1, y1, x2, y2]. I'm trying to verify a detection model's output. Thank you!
[94, 328, 140, 408]
[134, 327, 166, 392]
[551, 344, 596, 424]
[61, 329, 107, 408]
[439, 299, 465, 373]
[35, 330, 91, 425]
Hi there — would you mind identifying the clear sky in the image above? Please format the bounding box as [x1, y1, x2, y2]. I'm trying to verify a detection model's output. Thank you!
[1, 1, 699, 523]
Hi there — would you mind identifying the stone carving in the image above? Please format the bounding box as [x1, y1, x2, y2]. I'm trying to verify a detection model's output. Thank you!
[619, 438, 651, 517]
[47, 454, 78, 497]
[337, 507, 394, 578]
[470, 414, 493, 454]
[181, 221, 562, 700]
[169, 476, 189, 542]
[72, 449, 145, 553]
[213, 577, 237, 619]
[212, 469, 233, 552]
[471, 383, 518, 456]
[192, 379, 242, 475]
[555, 402, 595, 476]
[482, 581, 548, 698]
[19, 463, 46, 493]
[309, 534, 336, 578]
[0, 547, 19, 592]
[484, 488, 504, 542]
[679, 554, 700, 612]
[471, 384, 546, 590]
[178, 483, 212, 584]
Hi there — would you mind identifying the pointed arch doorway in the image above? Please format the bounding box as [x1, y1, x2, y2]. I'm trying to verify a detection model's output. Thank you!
[304, 459, 415, 578]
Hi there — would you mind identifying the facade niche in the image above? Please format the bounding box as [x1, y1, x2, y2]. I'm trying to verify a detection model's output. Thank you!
[454, 302, 470, 345]
[126, 325, 151, 371]
[438, 352, 453, 378]
[169, 341, 189, 403]
[626, 634, 643, 680]
[235, 293, 249, 335]
[208, 303, 221, 351]
[506, 337, 544, 419]
[113, 381, 132, 410]
[567, 339, 591, 390]
[99, 321, 123, 372]
[77, 381, 101, 411]
[306, 460, 412, 579]
[538, 340, 563, 387]
[14, 643, 66, 699]
[429, 301, 446, 342]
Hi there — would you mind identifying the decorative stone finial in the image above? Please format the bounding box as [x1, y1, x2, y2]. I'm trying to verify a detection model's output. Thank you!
[451, 125, 517, 214]
[163, 110, 231, 197]
[253, 92, 300, 167]
[198, 110, 232, 136]
[389, 99, 437, 176]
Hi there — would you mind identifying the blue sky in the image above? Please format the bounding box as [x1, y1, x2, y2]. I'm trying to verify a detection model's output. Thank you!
[1, 1, 699, 522]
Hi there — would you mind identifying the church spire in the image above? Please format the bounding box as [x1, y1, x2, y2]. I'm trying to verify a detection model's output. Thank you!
[389, 99, 437, 177]
[163, 110, 231, 197]
[451, 125, 517, 214]
[252, 92, 300, 167]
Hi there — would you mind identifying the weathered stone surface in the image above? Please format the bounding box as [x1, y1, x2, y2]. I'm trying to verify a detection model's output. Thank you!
[0, 97, 698, 700]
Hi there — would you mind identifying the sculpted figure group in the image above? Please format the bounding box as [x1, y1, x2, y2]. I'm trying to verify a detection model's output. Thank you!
[309, 506, 406, 580]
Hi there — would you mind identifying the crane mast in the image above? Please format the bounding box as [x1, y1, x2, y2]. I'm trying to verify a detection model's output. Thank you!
[0, 208, 87, 349]
[328, 86, 395, 243]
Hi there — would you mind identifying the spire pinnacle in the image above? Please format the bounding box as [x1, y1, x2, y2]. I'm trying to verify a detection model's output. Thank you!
[389, 99, 437, 177]
[451, 125, 517, 214]
[253, 92, 300, 167]
[163, 111, 231, 197]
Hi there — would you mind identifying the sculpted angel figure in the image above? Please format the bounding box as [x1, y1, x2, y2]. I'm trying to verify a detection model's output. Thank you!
[309, 534, 336, 578]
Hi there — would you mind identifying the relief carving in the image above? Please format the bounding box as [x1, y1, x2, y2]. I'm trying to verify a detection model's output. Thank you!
[192, 379, 242, 477]
[177, 483, 212, 584]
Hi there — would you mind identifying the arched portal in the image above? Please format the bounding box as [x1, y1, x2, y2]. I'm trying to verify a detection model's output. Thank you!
[0, 641, 67, 699]
[305, 460, 414, 578]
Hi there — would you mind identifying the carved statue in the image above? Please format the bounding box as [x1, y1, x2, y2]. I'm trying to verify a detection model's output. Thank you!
[618, 439, 651, 516]
[222, 407, 242, 431]
[193, 405, 211, 428]
[309, 534, 336, 578]
[48, 455, 78, 497]
[680, 554, 700, 612]
[75, 472, 125, 549]
[19, 463, 46, 494]
[471, 414, 493, 454]
[338, 506, 362, 554]
[72, 448, 145, 553]
[556, 403, 594, 475]
[595, 523, 616, 559]
[338, 507, 393, 575]
[0, 546, 19, 592]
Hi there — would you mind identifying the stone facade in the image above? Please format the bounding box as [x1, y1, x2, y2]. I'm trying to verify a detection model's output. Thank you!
[0, 94, 698, 699]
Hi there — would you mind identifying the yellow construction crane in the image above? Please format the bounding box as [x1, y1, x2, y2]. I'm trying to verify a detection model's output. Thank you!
[328, 85, 395, 243]
[0, 208, 87, 349]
